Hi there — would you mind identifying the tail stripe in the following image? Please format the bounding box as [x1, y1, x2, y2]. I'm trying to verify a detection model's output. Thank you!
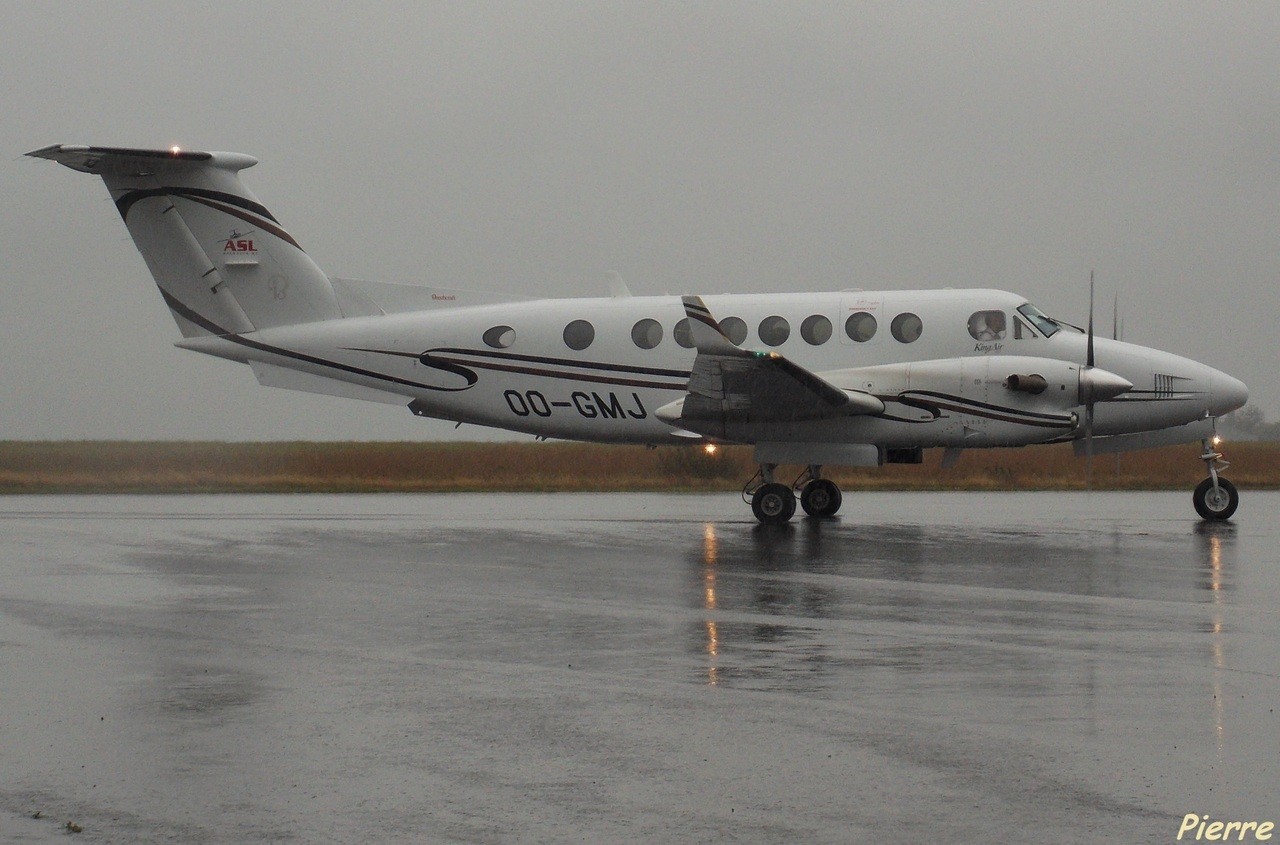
[116, 186, 301, 251]
[180, 194, 301, 250]
[116, 186, 278, 223]
[159, 287, 229, 336]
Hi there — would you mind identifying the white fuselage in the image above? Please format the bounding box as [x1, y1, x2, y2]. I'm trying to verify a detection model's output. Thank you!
[180, 287, 1247, 450]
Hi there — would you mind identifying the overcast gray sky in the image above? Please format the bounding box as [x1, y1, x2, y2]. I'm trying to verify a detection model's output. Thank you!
[4, 2, 1278, 440]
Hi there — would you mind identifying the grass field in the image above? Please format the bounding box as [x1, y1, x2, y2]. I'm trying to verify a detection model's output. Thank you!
[1, 440, 1277, 494]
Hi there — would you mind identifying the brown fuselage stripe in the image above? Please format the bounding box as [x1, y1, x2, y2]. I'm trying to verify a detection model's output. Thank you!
[425, 354, 686, 390]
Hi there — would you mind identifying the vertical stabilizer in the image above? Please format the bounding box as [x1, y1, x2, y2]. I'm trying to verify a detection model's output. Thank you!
[28, 145, 341, 337]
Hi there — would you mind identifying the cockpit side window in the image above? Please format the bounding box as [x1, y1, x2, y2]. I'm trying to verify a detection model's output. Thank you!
[967, 310, 1007, 341]
[1016, 303, 1060, 338]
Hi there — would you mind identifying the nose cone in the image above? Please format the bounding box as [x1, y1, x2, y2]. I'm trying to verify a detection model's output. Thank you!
[1080, 367, 1134, 403]
[1211, 371, 1249, 416]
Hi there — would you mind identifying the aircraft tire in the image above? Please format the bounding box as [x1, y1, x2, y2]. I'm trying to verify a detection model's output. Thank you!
[800, 479, 842, 517]
[1193, 477, 1239, 521]
[752, 483, 796, 524]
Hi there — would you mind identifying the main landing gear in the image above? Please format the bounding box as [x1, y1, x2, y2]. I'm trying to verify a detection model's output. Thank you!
[744, 464, 843, 524]
[1194, 437, 1239, 521]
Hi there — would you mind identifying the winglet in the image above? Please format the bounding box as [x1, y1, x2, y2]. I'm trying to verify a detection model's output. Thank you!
[681, 296, 743, 355]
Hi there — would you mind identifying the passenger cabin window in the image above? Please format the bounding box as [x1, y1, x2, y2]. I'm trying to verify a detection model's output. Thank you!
[801, 314, 832, 345]
[967, 310, 1007, 341]
[891, 312, 923, 343]
[631, 318, 663, 349]
[563, 319, 595, 351]
[1016, 303, 1060, 338]
[719, 317, 748, 345]
[673, 318, 695, 348]
[758, 315, 790, 346]
[483, 325, 515, 349]
[845, 312, 877, 342]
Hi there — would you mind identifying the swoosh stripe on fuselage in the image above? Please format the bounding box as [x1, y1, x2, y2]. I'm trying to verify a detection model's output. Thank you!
[350, 347, 691, 391]
[893, 390, 1075, 428]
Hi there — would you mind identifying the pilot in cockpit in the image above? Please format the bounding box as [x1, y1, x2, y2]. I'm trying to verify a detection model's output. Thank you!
[969, 310, 1007, 341]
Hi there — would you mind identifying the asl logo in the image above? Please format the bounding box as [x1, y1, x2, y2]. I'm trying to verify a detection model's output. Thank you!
[222, 230, 257, 253]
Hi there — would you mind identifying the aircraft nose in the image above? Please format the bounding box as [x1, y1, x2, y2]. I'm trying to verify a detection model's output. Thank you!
[1212, 371, 1249, 416]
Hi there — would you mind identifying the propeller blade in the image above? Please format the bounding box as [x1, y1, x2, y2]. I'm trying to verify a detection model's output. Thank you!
[1084, 401, 1094, 488]
[1112, 292, 1119, 342]
[1083, 270, 1097, 487]
[1087, 270, 1095, 369]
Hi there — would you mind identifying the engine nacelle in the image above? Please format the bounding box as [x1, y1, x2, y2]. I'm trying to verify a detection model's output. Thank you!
[827, 356, 1084, 410]
[823, 355, 1113, 445]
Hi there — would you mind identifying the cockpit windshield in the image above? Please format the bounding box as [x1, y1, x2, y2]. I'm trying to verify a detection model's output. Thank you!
[1017, 303, 1062, 338]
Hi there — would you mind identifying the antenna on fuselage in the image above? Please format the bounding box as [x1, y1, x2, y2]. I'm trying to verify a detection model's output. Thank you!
[1112, 291, 1122, 477]
[606, 271, 633, 298]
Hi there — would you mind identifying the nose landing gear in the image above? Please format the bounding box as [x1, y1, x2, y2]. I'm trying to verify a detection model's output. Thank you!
[1194, 437, 1239, 521]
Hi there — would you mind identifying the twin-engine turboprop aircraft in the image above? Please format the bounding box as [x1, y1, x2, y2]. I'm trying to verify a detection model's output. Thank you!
[30, 144, 1249, 523]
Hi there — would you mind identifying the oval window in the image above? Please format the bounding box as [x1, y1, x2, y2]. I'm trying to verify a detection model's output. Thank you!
[844, 312, 877, 342]
[800, 314, 832, 345]
[758, 315, 790, 347]
[563, 319, 595, 351]
[719, 316, 747, 346]
[483, 325, 515, 349]
[891, 312, 923, 343]
[673, 318, 695, 349]
[631, 318, 663, 349]
[967, 310, 1007, 341]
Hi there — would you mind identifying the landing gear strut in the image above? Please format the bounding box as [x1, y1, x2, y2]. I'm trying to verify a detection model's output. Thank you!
[744, 464, 843, 524]
[1194, 436, 1239, 521]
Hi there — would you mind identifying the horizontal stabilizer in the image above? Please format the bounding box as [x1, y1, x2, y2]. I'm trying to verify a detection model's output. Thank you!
[27, 144, 257, 175]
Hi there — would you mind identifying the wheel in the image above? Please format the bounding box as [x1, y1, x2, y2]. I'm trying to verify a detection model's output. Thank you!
[751, 482, 796, 524]
[800, 479, 842, 517]
[1193, 477, 1239, 521]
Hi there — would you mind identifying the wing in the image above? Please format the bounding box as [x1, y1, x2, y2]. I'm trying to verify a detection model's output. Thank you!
[656, 296, 883, 434]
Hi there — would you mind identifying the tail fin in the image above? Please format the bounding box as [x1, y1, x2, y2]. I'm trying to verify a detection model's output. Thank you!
[28, 144, 341, 337]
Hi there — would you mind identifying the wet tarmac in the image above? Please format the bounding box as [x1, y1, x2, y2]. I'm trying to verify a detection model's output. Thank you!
[1, 492, 1277, 843]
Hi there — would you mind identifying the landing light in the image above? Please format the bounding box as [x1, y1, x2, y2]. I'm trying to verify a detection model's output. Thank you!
[704, 444, 718, 456]
[170, 146, 182, 155]
[1212, 435, 1224, 448]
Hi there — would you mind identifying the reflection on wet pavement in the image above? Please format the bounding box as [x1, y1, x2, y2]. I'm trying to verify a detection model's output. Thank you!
[0, 492, 1276, 843]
